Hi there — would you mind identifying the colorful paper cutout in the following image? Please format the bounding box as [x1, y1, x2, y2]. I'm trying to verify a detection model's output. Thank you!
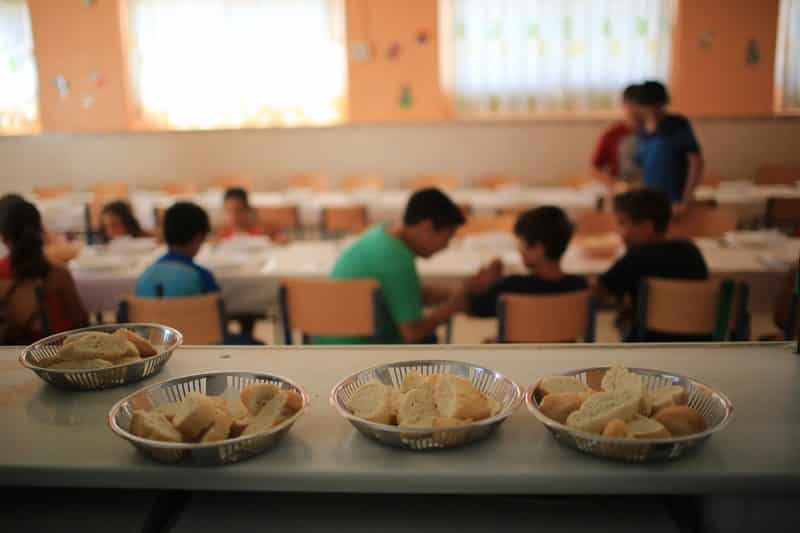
[387, 42, 402, 60]
[81, 94, 96, 109]
[415, 30, 429, 45]
[88, 70, 106, 88]
[746, 38, 760, 65]
[351, 41, 371, 62]
[399, 85, 412, 109]
[53, 75, 69, 99]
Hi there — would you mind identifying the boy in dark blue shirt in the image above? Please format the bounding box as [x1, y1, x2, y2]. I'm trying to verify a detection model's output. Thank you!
[635, 81, 704, 210]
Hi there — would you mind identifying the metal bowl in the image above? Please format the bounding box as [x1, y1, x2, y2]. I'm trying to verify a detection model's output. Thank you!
[108, 371, 309, 465]
[20, 323, 182, 391]
[331, 360, 523, 451]
[526, 366, 734, 462]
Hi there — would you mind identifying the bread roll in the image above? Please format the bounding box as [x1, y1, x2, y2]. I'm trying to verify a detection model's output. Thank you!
[240, 383, 280, 415]
[649, 385, 688, 412]
[653, 405, 706, 436]
[539, 392, 588, 424]
[397, 387, 438, 426]
[602, 418, 629, 438]
[154, 401, 182, 422]
[566, 390, 640, 434]
[114, 328, 158, 357]
[346, 382, 393, 424]
[627, 415, 672, 439]
[48, 358, 114, 370]
[172, 392, 217, 440]
[601, 365, 650, 415]
[434, 375, 491, 421]
[130, 410, 183, 443]
[200, 408, 234, 443]
[539, 375, 592, 396]
[224, 400, 249, 422]
[243, 390, 290, 436]
[285, 390, 303, 412]
[62, 331, 108, 347]
[400, 370, 429, 393]
[58, 333, 128, 361]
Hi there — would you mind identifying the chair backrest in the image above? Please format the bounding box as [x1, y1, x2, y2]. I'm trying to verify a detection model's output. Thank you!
[117, 294, 226, 345]
[340, 175, 383, 192]
[575, 210, 617, 236]
[668, 206, 738, 239]
[289, 174, 329, 192]
[162, 181, 199, 196]
[278, 278, 381, 343]
[410, 175, 459, 191]
[257, 206, 301, 232]
[755, 165, 800, 186]
[322, 206, 369, 236]
[497, 290, 595, 343]
[636, 278, 734, 340]
[477, 175, 519, 190]
[210, 176, 255, 191]
[560, 174, 593, 189]
[33, 184, 72, 199]
[89, 181, 129, 197]
[456, 214, 516, 236]
[765, 198, 800, 234]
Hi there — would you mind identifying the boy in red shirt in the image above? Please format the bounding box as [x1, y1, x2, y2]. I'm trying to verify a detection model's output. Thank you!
[591, 85, 643, 183]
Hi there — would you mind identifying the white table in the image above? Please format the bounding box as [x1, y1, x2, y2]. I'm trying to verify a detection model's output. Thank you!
[2, 342, 800, 495]
[695, 183, 800, 227]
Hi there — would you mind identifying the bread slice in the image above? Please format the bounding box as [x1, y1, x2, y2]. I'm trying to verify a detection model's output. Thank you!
[650, 385, 688, 412]
[130, 409, 183, 443]
[565, 390, 640, 434]
[223, 399, 249, 421]
[627, 415, 672, 439]
[154, 401, 183, 422]
[601, 365, 651, 415]
[58, 333, 129, 361]
[397, 386, 438, 426]
[240, 382, 280, 415]
[539, 375, 592, 396]
[539, 392, 589, 424]
[602, 418, 629, 438]
[114, 328, 158, 357]
[200, 408, 234, 443]
[434, 375, 491, 421]
[172, 392, 217, 440]
[242, 390, 290, 436]
[400, 370, 430, 393]
[487, 396, 502, 417]
[653, 405, 706, 436]
[62, 331, 109, 347]
[48, 358, 114, 370]
[346, 382, 393, 424]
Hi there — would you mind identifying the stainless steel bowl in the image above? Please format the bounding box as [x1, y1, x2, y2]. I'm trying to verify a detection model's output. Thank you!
[108, 371, 309, 465]
[331, 360, 523, 451]
[526, 366, 734, 462]
[20, 323, 182, 391]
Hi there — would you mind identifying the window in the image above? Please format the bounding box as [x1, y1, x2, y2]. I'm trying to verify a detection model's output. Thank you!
[439, 0, 674, 116]
[127, 0, 346, 130]
[776, 0, 800, 111]
[0, 0, 38, 133]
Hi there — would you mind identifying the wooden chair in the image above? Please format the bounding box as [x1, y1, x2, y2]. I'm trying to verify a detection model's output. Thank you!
[117, 293, 226, 345]
[574, 210, 617, 236]
[477, 175, 520, 190]
[278, 279, 383, 344]
[668, 206, 738, 239]
[257, 205, 301, 233]
[755, 165, 800, 186]
[33, 185, 72, 199]
[89, 181, 129, 197]
[765, 198, 800, 234]
[161, 181, 200, 196]
[0, 280, 49, 343]
[340, 175, 384, 192]
[497, 290, 596, 343]
[210, 176, 255, 191]
[456, 214, 516, 237]
[633, 278, 736, 342]
[410, 175, 459, 191]
[321, 206, 369, 237]
[289, 174, 329, 192]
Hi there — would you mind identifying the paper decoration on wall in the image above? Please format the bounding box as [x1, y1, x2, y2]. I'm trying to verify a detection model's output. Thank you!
[698, 32, 714, 50]
[399, 85, 412, 109]
[81, 94, 96, 109]
[53, 75, 70, 99]
[88, 70, 106, 88]
[351, 41, 371, 62]
[746, 38, 761, 66]
[489, 96, 501, 113]
[387, 42, 402, 60]
[415, 30, 429, 45]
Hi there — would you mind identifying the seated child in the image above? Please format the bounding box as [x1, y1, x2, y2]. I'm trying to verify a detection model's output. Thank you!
[101, 200, 147, 241]
[467, 206, 588, 317]
[218, 187, 287, 243]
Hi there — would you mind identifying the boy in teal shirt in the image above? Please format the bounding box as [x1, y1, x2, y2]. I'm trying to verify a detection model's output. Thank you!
[315, 188, 467, 344]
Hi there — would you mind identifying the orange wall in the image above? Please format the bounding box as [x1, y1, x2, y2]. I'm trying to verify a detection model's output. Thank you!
[670, 0, 779, 116]
[28, 0, 131, 132]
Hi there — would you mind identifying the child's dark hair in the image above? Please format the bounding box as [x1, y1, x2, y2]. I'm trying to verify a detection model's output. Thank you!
[101, 200, 144, 238]
[224, 187, 250, 208]
[0, 194, 26, 231]
[613, 188, 672, 234]
[403, 188, 466, 230]
[513, 206, 574, 261]
[622, 84, 641, 102]
[636, 80, 669, 107]
[1, 200, 50, 280]
[163, 202, 211, 247]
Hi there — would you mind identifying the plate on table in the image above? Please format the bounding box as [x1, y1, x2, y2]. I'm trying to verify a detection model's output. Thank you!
[722, 230, 786, 249]
[197, 253, 248, 273]
[107, 237, 159, 254]
[573, 233, 623, 259]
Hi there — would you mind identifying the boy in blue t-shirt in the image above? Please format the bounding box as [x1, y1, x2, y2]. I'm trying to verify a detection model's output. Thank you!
[136, 202, 219, 297]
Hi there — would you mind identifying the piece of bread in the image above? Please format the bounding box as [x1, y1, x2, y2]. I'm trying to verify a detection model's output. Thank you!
[487, 396, 502, 417]
[400, 370, 429, 393]
[48, 358, 114, 370]
[62, 331, 108, 347]
[172, 392, 217, 440]
[434, 375, 491, 421]
[539, 375, 592, 396]
[58, 332, 129, 361]
[240, 382, 280, 415]
[114, 328, 158, 357]
[565, 390, 640, 434]
[649, 385, 688, 412]
[200, 408, 234, 443]
[601, 365, 651, 415]
[242, 391, 290, 436]
[229, 415, 252, 438]
[397, 386, 438, 426]
[602, 418, 629, 438]
[653, 405, 707, 436]
[346, 382, 393, 424]
[285, 390, 303, 412]
[223, 399, 250, 421]
[154, 401, 183, 422]
[539, 392, 589, 425]
[130, 409, 183, 443]
[627, 414, 672, 439]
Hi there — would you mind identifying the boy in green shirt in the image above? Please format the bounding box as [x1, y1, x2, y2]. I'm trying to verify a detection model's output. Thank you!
[315, 188, 467, 344]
